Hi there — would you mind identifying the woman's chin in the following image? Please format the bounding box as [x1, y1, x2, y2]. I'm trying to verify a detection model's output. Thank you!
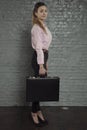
[40, 18, 46, 21]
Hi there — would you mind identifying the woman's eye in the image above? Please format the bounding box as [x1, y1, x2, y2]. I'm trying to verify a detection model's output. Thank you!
[40, 9, 47, 13]
[40, 10, 43, 13]
[45, 10, 47, 12]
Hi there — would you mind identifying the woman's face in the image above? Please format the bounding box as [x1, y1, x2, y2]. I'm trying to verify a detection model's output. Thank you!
[35, 6, 48, 21]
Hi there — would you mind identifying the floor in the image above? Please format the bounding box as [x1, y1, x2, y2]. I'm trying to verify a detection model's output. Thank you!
[0, 106, 87, 130]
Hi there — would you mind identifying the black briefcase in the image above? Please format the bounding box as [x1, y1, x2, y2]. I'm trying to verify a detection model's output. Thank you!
[26, 76, 60, 102]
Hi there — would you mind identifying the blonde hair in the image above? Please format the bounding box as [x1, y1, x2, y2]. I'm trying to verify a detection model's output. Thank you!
[32, 2, 47, 34]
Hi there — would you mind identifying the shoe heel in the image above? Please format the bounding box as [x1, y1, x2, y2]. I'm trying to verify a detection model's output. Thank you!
[38, 116, 48, 125]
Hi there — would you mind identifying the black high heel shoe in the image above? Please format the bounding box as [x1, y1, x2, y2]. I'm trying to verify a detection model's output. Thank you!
[38, 116, 48, 125]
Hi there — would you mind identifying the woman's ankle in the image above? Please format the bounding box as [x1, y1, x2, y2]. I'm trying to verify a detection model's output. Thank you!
[37, 111, 45, 120]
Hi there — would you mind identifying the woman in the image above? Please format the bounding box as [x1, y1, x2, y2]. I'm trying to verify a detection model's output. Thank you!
[31, 2, 52, 127]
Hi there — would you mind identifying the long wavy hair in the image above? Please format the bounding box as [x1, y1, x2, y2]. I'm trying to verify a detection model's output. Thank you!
[32, 2, 47, 34]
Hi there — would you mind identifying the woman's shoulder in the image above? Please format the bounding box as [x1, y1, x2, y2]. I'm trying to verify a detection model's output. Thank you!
[31, 24, 41, 33]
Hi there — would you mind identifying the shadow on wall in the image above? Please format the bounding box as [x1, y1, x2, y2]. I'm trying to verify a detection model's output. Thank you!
[17, 24, 34, 106]
[21, 27, 34, 76]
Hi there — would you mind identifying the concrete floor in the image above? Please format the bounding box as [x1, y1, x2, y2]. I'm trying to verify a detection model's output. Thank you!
[0, 106, 87, 130]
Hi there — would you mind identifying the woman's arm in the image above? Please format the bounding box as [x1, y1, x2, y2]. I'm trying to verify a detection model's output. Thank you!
[31, 25, 47, 75]
[31, 25, 44, 64]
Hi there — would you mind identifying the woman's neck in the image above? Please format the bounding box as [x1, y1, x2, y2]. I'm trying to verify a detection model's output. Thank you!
[39, 19, 46, 27]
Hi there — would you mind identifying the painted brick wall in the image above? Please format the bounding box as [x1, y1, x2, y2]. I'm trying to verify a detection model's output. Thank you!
[0, 0, 87, 106]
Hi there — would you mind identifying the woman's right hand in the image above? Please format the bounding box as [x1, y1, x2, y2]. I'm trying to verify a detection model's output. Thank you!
[39, 65, 47, 75]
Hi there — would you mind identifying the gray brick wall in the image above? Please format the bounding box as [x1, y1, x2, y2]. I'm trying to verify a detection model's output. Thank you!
[0, 0, 87, 106]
